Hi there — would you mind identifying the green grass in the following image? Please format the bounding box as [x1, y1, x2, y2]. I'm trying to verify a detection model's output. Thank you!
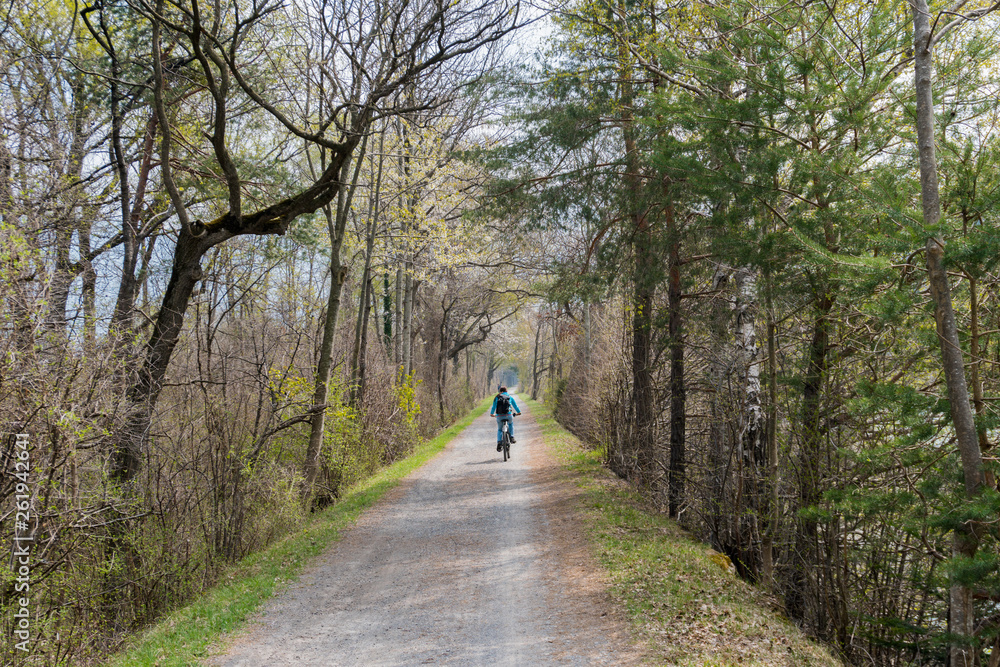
[525, 397, 843, 667]
[105, 397, 492, 667]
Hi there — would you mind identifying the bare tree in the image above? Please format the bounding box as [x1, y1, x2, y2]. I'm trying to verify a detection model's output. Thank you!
[100, 0, 523, 484]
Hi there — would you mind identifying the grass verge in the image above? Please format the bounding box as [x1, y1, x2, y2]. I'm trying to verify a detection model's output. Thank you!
[525, 397, 842, 667]
[105, 396, 493, 667]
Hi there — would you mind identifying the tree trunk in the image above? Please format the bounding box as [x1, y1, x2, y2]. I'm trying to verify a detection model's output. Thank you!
[80, 225, 96, 346]
[301, 210, 347, 495]
[137, 234, 158, 315]
[968, 277, 996, 489]
[762, 290, 778, 586]
[0, 133, 11, 216]
[735, 267, 764, 580]
[615, 19, 655, 483]
[303, 139, 367, 499]
[44, 222, 75, 337]
[44, 104, 90, 344]
[632, 245, 656, 482]
[551, 315, 561, 380]
[707, 265, 764, 577]
[349, 273, 371, 404]
[786, 289, 833, 630]
[394, 268, 404, 366]
[911, 3, 986, 662]
[437, 307, 449, 423]
[398, 112, 417, 381]
[383, 273, 392, 356]
[111, 228, 213, 482]
[583, 298, 592, 386]
[531, 317, 543, 400]
[350, 216, 377, 406]
[402, 272, 414, 377]
[108, 52, 135, 336]
[667, 203, 685, 518]
[112, 115, 157, 335]
[707, 266, 730, 546]
[357, 277, 374, 407]
[351, 128, 385, 405]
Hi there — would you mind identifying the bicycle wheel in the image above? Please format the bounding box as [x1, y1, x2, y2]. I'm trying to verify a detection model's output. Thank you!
[502, 431, 510, 462]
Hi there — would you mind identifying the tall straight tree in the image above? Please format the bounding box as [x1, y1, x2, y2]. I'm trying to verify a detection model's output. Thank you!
[910, 0, 991, 662]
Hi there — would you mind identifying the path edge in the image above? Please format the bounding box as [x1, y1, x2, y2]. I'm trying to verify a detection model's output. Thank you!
[523, 396, 844, 667]
[102, 396, 493, 667]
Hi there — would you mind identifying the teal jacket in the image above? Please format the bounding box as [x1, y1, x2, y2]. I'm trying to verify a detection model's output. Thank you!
[490, 392, 520, 416]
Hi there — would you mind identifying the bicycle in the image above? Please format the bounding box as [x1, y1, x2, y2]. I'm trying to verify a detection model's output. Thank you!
[500, 418, 512, 462]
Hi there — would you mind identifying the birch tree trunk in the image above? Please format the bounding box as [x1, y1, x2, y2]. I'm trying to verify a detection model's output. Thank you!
[734, 267, 765, 580]
[706, 265, 764, 576]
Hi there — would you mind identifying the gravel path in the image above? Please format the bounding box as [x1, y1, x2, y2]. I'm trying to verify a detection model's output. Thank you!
[211, 398, 641, 666]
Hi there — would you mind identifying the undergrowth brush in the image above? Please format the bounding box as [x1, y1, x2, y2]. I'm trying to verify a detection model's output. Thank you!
[103, 397, 490, 667]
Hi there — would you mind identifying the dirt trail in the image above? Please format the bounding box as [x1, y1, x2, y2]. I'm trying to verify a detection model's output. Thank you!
[211, 398, 642, 666]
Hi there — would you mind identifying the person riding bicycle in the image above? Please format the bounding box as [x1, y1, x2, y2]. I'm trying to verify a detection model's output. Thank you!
[490, 386, 521, 452]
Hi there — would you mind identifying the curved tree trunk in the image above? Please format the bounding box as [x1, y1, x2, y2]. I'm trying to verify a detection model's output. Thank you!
[111, 228, 213, 482]
[911, 3, 986, 662]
